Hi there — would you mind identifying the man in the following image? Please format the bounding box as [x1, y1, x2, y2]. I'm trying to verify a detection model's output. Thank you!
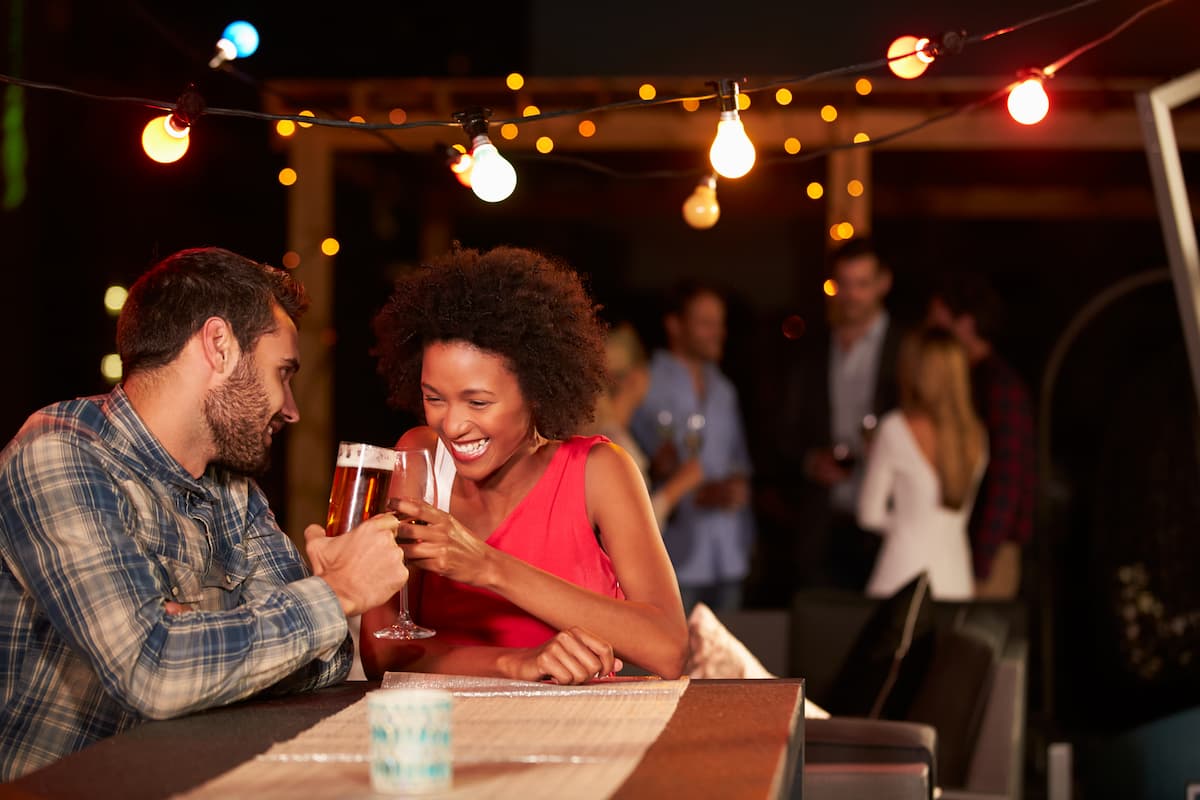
[630, 281, 755, 612]
[0, 247, 409, 780]
[782, 238, 903, 590]
[927, 272, 1035, 599]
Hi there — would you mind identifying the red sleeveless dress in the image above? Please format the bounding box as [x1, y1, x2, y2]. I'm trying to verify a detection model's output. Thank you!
[416, 435, 625, 648]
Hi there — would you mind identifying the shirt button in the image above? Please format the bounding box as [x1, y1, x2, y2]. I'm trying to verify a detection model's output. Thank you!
[225, 575, 234, 585]
[171, 586, 179, 596]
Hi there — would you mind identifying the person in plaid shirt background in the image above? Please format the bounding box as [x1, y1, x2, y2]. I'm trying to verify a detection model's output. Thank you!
[928, 272, 1036, 600]
[0, 248, 410, 780]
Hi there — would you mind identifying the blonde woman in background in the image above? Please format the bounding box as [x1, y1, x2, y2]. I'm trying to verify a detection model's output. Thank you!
[858, 327, 988, 600]
[590, 322, 704, 527]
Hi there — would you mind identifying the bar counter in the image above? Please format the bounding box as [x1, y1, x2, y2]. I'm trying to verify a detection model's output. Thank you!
[2, 678, 804, 799]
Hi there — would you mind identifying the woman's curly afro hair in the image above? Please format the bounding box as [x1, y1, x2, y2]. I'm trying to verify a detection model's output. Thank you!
[371, 245, 609, 439]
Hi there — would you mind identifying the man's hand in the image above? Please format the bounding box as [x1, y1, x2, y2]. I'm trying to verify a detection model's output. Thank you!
[804, 448, 851, 488]
[305, 513, 409, 616]
[648, 439, 681, 485]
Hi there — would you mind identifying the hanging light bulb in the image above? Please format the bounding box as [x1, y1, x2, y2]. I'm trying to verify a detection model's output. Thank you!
[682, 175, 720, 229]
[886, 30, 965, 80]
[708, 80, 756, 179]
[142, 85, 205, 164]
[453, 108, 516, 202]
[1008, 75, 1050, 125]
[209, 20, 259, 68]
[142, 115, 190, 164]
[887, 36, 933, 79]
[439, 144, 474, 187]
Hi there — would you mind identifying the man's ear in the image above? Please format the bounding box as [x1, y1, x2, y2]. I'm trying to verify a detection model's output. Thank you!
[199, 316, 236, 373]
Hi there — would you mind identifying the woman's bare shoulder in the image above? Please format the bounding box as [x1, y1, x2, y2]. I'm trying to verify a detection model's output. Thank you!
[396, 426, 439, 451]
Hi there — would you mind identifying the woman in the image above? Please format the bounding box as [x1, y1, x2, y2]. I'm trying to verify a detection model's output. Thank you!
[858, 327, 988, 600]
[588, 321, 704, 526]
[361, 245, 689, 684]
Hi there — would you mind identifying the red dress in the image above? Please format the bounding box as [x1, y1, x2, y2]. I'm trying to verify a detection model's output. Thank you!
[416, 435, 625, 648]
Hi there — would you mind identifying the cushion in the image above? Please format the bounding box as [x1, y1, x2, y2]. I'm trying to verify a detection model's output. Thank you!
[685, 602, 775, 679]
[823, 572, 936, 719]
[684, 602, 830, 719]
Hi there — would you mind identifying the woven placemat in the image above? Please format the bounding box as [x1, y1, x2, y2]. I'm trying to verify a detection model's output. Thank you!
[173, 673, 688, 799]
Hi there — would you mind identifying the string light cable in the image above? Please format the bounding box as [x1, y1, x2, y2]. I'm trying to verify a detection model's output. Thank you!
[0, 0, 1180, 172]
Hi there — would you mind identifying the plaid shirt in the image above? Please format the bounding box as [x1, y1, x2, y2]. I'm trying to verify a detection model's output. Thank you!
[0, 387, 351, 780]
[969, 354, 1036, 579]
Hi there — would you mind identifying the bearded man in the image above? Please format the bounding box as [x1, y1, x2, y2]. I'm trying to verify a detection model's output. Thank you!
[0, 247, 409, 779]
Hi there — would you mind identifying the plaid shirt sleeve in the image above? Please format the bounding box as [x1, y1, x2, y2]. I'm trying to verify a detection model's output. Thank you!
[971, 366, 1036, 579]
[1, 432, 350, 721]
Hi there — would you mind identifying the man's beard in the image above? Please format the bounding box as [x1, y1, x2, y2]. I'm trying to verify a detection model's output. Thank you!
[204, 354, 278, 475]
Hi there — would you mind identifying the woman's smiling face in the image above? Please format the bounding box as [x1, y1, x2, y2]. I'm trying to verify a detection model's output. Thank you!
[420, 340, 536, 479]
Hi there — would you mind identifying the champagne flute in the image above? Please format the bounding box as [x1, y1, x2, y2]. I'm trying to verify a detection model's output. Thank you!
[373, 448, 437, 640]
[684, 412, 706, 459]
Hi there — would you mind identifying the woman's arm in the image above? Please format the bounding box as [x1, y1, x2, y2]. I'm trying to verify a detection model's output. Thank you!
[857, 418, 896, 532]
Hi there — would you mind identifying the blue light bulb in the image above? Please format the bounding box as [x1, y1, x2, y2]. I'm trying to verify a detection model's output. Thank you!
[222, 21, 259, 59]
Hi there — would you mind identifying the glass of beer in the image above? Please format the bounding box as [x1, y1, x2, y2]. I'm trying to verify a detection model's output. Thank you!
[325, 442, 397, 538]
[373, 448, 437, 640]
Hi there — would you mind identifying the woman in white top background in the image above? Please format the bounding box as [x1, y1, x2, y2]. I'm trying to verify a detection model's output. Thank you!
[858, 327, 988, 600]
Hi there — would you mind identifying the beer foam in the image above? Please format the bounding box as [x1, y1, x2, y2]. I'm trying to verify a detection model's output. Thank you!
[336, 443, 398, 471]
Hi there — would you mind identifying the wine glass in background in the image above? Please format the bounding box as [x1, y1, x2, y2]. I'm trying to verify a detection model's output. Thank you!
[374, 448, 437, 641]
[655, 409, 674, 443]
[684, 412, 707, 459]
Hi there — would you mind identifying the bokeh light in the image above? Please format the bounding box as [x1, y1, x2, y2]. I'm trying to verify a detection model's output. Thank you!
[682, 98, 700, 112]
[389, 108, 407, 125]
[100, 354, 123, 383]
[278, 167, 297, 186]
[639, 84, 656, 101]
[321, 237, 340, 256]
[784, 137, 801, 155]
[820, 105, 838, 123]
[103, 285, 128, 315]
[282, 251, 300, 269]
[276, 120, 296, 137]
[782, 314, 807, 340]
[522, 105, 541, 117]
[297, 110, 315, 129]
[506, 73, 525, 90]
[775, 88, 793, 106]
[500, 123, 518, 140]
[806, 182, 824, 200]
[535, 136, 554, 153]
[853, 132, 870, 143]
[823, 279, 838, 296]
[847, 179, 864, 197]
[578, 120, 596, 137]
[855, 78, 873, 96]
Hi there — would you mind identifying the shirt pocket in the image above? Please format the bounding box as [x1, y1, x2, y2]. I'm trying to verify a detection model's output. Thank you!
[155, 547, 251, 611]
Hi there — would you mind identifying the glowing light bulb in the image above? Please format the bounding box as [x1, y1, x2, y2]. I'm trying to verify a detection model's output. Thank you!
[469, 136, 517, 202]
[210, 21, 258, 68]
[142, 115, 190, 164]
[709, 111, 756, 179]
[1008, 77, 1049, 125]
[887, 35, 932, 80]
[682, 176, 720, 230]
[450, 151, 474, 187]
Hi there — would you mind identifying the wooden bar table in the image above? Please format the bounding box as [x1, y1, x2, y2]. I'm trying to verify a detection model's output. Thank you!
[1, 678, 804, 799]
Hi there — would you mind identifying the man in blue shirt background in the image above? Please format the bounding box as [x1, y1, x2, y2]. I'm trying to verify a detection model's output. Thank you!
[631, 280, 756, 613]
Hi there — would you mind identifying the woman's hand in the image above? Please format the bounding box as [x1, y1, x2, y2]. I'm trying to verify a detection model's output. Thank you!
[388, 498, 496, 588]
[499, 627, 622, 684]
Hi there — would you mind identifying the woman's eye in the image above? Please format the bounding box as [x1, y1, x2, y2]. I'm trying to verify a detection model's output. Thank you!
[469, 400, 491, 409]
